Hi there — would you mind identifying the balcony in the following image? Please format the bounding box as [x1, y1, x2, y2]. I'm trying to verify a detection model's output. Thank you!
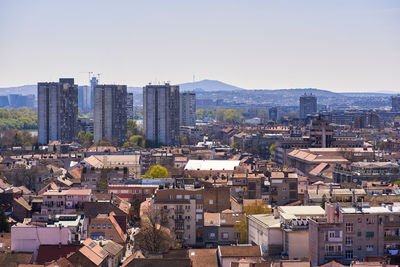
[384, 236, 400, 241]
[175, 217, 184, 223]
[325, 252, 343, 257]
[175, 228, 185, 233]
[175, 209, 184, 215]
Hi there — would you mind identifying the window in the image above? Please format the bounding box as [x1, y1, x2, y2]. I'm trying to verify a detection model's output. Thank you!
[186, 225, 190, 230]
[97, 224, 101, 229]
[345, 250, 353, 259]
[91, 224, 95, 229]
[345, 223, 353, 233]
[209, 233, 215, 239]
[103, 224, 106, 229]
[366, 232, 374, 238]
[209, 199, 213, 205]
[176, 195, 182, 199]
[184, 195, 190, 200]
[169, 195, 174, 200]
[357, 218, 362, 223]
[345, 236, 353, 246]
[366, 245, 374, 252]
[357, 232, 361, 237]
[222, 232, 229, 239]
[108, 224, 111, 229]
[110, 235, 113, 240]
[196, 194, 202, 200]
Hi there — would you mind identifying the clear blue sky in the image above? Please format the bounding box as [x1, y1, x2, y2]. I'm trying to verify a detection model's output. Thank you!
[0, 0, 399, 92]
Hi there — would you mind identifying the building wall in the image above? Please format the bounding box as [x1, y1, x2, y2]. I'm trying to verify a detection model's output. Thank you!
[37, 79, 78, 144]
[285, 230, 309, 259]
[94, 85, 127, 146]
[143, 84, 180, 146]
[11, 226, 71, 258]
[180, 92, 196, 126]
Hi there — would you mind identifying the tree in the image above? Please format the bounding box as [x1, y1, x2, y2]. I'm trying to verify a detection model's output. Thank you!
[78, 131, 94, 148]
[321, 194, 328, 209]
[0, 211, 10, 232]
[93, 140, 111, 146]
[144, 165, 169, 178]
[134, 209, 174, 253]
[231, 142, 240, 150]
[234, 202, 272, 244]
[123, 135, 145, 150]
[127, 119, 139, 137]
[269, 143, 277, 154]
[179, 134, 188, 146]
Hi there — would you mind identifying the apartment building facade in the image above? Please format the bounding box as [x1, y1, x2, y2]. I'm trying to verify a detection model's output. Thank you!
[309, 203, 400, 266]
[38, 78, 78, 144]
[94, 84, 127, 146]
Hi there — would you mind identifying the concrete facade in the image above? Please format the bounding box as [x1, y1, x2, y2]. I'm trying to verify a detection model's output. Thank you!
[180, 92, 196, 126]
[143, 84, 180, 146]
[94, 84, 127, 146]
[299, 93, 317, 119]
[38, 78, 78, 145]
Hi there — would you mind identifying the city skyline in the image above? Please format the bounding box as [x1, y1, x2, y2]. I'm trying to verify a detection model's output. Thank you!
[1, 0, 399, 92]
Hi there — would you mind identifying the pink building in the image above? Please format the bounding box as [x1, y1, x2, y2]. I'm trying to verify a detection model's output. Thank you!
[11, 225, 72, 259]
[42, 189, 92, 215]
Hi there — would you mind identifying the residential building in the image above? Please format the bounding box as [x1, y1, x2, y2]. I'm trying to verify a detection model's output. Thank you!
[309, 203, 400, 266]
[78, 85, 91, 113]
[300, 93, 317, 119]
[248, 214, 282, 255]
[41, 189, 92, 215]
[269, 171, 298, 206]
[180, 91, 196, 126]
[38, 78, 78, 144]
[143, 83, 180, 146]
[333, 162, 400, 184]
[203, 210, 244, 247]
[94, 84, 127, 146]
[87, 212, 127, 244]
[68, 238, 109, 267]
[217, 245, 263, 267]
[269, 106, 280, 122]
[90, 76, 98, 111]
[127, 92, 134, 120]
[392, 95, 400, 112]
[11, 223, 72, 259]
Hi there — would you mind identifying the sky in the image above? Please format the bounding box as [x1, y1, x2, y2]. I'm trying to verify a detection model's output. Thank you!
[0, 0, 399, 92]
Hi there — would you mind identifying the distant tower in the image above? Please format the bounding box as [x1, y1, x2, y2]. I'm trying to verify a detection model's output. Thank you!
[126, 93, 134, 120]
[268, 107, 279, 122]
[90, 76, 98, 112]
[180, 92, 196, 126]
[93, 84, 127, 146]
[391, 95, 400, 112]
[37, 78, 78, 145]
[143, 83, 180, 146]
[299, 93, 317, 119]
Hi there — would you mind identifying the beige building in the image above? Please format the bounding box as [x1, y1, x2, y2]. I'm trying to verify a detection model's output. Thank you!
[270, 171, 298, 206]
[83, 155, 141, 178]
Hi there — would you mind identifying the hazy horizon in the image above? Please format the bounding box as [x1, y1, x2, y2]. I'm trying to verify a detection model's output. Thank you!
[1, 0, 399, 93]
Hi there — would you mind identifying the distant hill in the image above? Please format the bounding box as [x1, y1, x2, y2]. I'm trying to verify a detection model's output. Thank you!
[179, 79, 244, 92]
[0, 85, 37, 95]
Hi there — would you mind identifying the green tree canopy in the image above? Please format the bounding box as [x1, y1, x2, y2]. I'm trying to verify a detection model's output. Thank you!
[127, 119, 139, 138]
[144, 165, 169, 178]
[78, 131, 94, 148]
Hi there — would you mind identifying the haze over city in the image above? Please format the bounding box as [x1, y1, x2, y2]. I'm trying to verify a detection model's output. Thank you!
[0, 0, 399, 92]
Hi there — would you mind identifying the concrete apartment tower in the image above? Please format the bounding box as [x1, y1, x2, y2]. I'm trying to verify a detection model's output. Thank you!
[391, 95, 400, 112]
[143, 83, 180, 146]
[38, 78, 78, 145]
[94, 85, 127, 146]
[299, 93, 317, 119]
[126, 93, 134, 120]
[179, 92, 196, 126]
